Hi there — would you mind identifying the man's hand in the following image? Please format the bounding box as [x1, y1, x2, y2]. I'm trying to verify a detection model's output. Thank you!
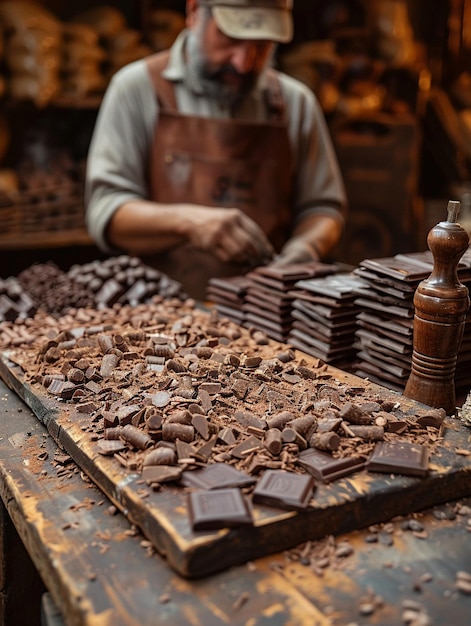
[270, 237, 320, 266]
[183, 206, 275, 265]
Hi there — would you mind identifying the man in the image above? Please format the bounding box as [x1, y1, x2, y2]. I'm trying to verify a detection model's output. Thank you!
[85, 0, 347, 299]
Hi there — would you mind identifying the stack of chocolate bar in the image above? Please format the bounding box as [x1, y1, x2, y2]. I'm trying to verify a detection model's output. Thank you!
[352, 250, 471, 393]
[352, 253, 432, 391]
[206, 276, 252, 325]
[242, 263, 339, 343]
[287, 272, 364, 369]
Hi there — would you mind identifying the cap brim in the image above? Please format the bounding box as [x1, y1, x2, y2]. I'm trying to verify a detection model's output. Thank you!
[212, 6, 293, 43]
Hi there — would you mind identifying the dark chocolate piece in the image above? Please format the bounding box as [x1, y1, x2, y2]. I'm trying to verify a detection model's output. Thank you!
[252, 469, 315, 510]
[359, 257, 432, 282]
[207, 275, 252, 295]
[96, 439, 127, 455]
[298, 448, 365, 482]
[95, 278, 126, 307]
[180, 462, 256, 489]
[189, 488, 253, 531]
[142, 465, 183, 483]
[366, 441, 429, 477]
[230, 436, 263, 459]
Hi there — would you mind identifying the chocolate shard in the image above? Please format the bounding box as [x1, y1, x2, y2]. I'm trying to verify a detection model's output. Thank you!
[189, 488, 253, 531]
[252, 469, 315, 510]
[96, 439, 127, 456]
[366, 441, 430, 477]
[142, 465, 183, 484]
[298, 448, 366, 483]
[180, 462, 256, 490]
[230, 435, 263, 459]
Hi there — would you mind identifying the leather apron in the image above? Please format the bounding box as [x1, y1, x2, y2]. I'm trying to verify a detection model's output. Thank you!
[145, 51, 294, 299]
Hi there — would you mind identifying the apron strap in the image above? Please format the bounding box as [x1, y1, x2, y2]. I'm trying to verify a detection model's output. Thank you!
[264, 69, 286, 123]
[146, 51, 177, 110]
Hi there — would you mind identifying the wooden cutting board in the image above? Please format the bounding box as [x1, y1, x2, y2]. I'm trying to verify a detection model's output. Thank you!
[1, 352, 470, 579]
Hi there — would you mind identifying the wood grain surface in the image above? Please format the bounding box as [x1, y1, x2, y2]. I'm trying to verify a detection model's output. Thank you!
[1, 352, 470, 579]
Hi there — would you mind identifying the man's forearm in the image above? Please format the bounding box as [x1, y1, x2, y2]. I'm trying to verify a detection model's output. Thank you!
[107, 200, 191, 254]
[291, 212, 344, 260]
[106, 199, 275, 265]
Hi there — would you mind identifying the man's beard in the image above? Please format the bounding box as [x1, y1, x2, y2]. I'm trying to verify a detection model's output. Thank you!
[186, 31, 259, 110]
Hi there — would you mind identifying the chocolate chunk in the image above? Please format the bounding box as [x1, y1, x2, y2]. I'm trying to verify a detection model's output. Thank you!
[175, 439, 197, 461]
[298, 448, 366, 483]
[120, 424, 153, 450]
[143, 447, 176, 466]
[218, 427, 237, 445]
[95, 279, 125, 307]
[195, 435, 217, 462]
[191, 414, 210, 440]
[252, 470, 315, 510]
[181, 462, 256, 489]
[338, 402, 373, 425]
[366, 441, 429, 477]
[96, 439, 127, 455]
[263, 428, 283, 455]
[46, 379, 76, 400]
[234, 411, 267, 431]
[189, 488, 253, 531]
[142, 465, 183, 484]
[230, 436, 263, 459]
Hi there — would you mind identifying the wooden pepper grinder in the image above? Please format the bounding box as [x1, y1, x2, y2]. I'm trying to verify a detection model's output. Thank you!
[404, 200, 470, 414]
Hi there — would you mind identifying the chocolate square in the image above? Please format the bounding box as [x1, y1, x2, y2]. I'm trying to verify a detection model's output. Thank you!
[298, 449, 365, 483]
[366, 441, 429, 477]
[189, 488, 253, 530]
[252, 469, 315, 510]
[180, 462, 256, 489]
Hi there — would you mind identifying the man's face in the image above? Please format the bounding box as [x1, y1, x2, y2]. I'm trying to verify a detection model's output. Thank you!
[186, 7, 275, 109]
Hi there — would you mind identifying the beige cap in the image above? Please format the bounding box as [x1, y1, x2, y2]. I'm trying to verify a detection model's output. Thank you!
[199, 0, 293, 43]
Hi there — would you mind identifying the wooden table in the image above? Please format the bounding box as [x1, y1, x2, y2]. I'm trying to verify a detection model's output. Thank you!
[1, 379, 471, 626]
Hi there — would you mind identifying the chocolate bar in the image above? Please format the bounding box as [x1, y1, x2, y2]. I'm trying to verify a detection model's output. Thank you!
[298, 448, 365, 482]
[180, 462, 256, 490]
[354, 297, 414, 319]
[359, 257, 432, 282]
[207, 276, 252, 295]
[243, 304, 292, 325]
[356, 311, 413, 336]
[353, 266, 418, 293]
[366, 441, 430, 477]
[294, 273, 365, 300]
[189, 488, 253, 530]
[252, 469, 315, 510]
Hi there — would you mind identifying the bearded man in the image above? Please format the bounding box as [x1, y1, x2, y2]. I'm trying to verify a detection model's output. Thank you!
[85, 0, 347, 299]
